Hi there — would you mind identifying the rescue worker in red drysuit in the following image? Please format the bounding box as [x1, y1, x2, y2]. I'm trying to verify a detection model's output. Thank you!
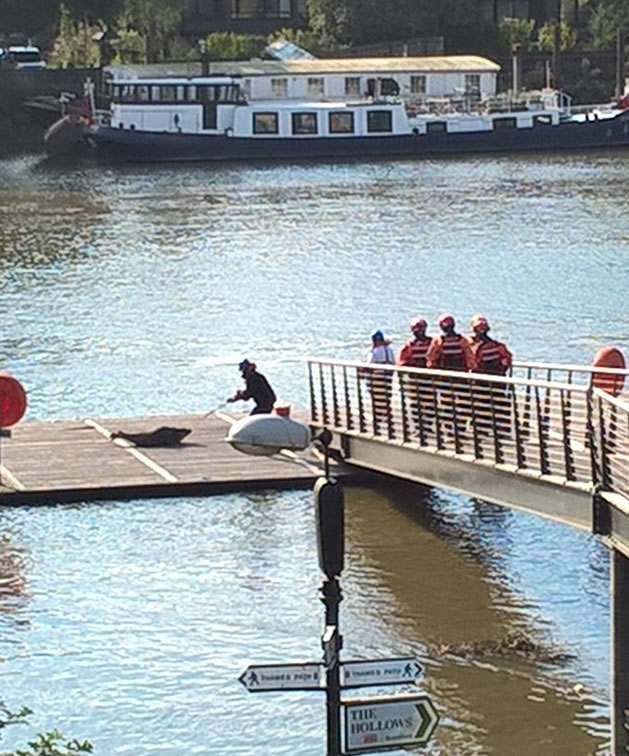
[469, 315, 513, 376]
[426, 314, 476, 436]
[397, 318, 434, 443]
[363, 330, 395, 438]
[228, 359, 277, 415]
[469, 315, 513, 436]
[426, 314, 476, 372]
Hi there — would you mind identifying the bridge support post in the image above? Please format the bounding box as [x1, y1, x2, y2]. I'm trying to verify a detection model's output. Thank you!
[612, 548, 629, 755]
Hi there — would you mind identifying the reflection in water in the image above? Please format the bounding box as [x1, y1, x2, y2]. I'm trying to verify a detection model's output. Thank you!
[0, 151, 626, 754]
[343, 483, 609, 755]
[0, 535, 30, 626]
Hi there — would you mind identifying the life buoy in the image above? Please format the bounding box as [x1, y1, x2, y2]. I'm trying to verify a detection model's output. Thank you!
[0, 375, 27, 428]
[592, 346, 626, 397]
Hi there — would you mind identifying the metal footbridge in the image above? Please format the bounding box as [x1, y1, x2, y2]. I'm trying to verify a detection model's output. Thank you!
[307, 357, 629, 754]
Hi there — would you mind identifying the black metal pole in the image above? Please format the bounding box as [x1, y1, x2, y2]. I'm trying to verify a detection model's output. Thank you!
[314, 442, 345, 756]
[320, 578, 343, 756]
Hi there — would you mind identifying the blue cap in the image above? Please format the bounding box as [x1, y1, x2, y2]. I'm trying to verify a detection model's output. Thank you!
[371, 330, 384, 341]
[238, 359, 251, 372]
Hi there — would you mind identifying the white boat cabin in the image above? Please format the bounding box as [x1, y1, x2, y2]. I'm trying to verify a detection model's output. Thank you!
[106, 55, 500, 105]
[105, 76, 563, 138]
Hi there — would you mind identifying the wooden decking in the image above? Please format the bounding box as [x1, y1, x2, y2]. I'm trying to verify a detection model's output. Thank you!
[0, 411, 344, 506]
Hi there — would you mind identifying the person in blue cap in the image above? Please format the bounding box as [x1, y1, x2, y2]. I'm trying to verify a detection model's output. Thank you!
[227, 359, 277, 415]
[364, 330, 395, 437]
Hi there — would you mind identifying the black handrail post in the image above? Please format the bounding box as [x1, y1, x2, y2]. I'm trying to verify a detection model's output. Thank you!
[560, 388, 575, 481]
[356, 367, 366, 433]
[512, 384, 526, 469]
[331, 367, 341, 428]
[320, 363, 330, 427]
[308, 361, 317, 423]
[342, 366, 353, 430]
[399, 370, 410, 443]
[433, 378, 443, 450]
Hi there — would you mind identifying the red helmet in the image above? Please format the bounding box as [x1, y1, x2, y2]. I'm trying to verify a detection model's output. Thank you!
[438, 313, 455, 329]
[471, 314, 490, 333]
[411, 317, 427, 333]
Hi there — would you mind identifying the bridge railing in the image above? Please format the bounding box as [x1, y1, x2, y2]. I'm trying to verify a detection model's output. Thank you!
[307, 359, 628, 493]
[592, 388, 629, 500]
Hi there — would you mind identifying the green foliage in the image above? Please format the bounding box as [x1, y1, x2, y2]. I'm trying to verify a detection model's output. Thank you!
[203, 32, 266, 61]
[111, 23, 145, 64]
[499, 17, 537, 52]
[588, 2, 627, 49]
[0, 703, 92, 756]
[117, 0, 187, 62]
[50, 4, 104, 68]
[537, 22, 577, 52]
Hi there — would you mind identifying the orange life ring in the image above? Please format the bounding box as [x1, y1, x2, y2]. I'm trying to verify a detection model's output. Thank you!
[592, 346, 626, 397]
[0, 375, 27, 428]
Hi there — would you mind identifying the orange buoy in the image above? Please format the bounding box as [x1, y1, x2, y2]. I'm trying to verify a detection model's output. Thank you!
[0, 375, 27, 428]
[592, 346, 626, 397]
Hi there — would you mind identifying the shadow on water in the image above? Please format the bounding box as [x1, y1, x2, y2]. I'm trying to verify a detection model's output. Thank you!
[342, 479, 610, 755]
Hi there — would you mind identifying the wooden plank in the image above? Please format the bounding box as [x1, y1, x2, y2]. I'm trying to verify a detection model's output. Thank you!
[0, 411, 343, 505]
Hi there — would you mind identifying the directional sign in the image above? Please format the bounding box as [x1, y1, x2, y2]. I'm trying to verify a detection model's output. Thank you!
[341, 657, 423, 689]
[239, 662, 323, 692]
[343, 694, 439, 753]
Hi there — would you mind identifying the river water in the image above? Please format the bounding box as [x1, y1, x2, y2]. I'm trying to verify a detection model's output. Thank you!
[0, 150, 628, 755]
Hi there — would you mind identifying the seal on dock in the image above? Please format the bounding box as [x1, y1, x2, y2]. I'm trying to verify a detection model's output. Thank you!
[110, 426, 191, 447]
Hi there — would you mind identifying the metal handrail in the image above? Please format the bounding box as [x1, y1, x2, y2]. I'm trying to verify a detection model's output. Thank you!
[307, 357, 626, 498]
[306, 357, 590, 393]
[513, 360, 629, 376]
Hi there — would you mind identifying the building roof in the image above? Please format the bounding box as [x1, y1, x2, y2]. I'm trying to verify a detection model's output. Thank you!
[107, 55, 500, 80]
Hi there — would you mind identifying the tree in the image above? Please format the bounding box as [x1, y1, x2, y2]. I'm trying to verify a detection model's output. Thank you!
[50, 4, 104, 68]
[538, 22, 577, 52]
[499, 18, 537, 53]
[0, 702, 92, 756]
[588, 0, 629, 49]
[119, 0, 186, 62]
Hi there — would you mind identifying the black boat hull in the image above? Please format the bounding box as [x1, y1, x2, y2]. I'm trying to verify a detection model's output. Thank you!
[89, 111, 629, 163]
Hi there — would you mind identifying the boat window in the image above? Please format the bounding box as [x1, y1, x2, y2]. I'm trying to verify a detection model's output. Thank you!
[292, 112, 318, 135]
[253, 112, 279, 134]
[410, 75, 426, 95]
[493, 117, 517, 129]
[199, 86, 217, 103]
[137, 85, 150, 102]
[121, 85, 136, 102]
[345, 77, 361, 96]
[465, 74, 481, 93]
[367, 78, 399, 97]
[367, 110, 393, 133]
[329, 111, 354, 134]
[426, 121, 447, 133]
[271, 78, 288, 98]
[186, 86, 197, 102]
[161, 86, 177, 102]
[307, 77, 324, 97]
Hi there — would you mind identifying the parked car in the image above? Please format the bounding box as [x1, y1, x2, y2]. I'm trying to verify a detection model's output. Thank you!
[7, 46, 46, 70]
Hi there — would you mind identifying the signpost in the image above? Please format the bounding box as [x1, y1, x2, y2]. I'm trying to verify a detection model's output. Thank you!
[235, 428, 439, 755]
[343, 695, 439, 753]
[341, 658, 423, 689]
[239, 662, 323, 692]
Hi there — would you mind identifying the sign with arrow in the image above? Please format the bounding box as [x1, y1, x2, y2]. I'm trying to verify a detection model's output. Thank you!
[341, 657, 423, 688]
[342, 694, 439, 753]
[239, 662, 323, 692]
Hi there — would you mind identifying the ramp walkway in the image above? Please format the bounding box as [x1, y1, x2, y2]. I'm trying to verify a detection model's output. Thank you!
[307, 358, 629, 551]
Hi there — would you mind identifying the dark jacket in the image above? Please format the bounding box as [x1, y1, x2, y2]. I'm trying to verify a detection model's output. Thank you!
[243, 371, 276, 411]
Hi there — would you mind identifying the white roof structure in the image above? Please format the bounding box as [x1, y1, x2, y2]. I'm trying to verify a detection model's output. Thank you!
[107, 55, 500, 81]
